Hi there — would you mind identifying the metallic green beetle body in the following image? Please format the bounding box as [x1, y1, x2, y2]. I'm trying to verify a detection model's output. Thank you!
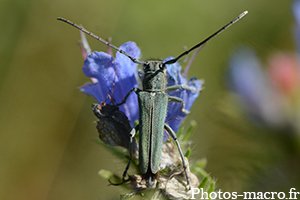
[138, 61, 168, 175]
[138, 91, 168, 174]
[118, 60, 193, 188]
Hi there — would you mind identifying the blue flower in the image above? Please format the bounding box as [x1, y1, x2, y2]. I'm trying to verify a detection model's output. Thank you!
[80, 42, 202, 133]
[293, 0, 300, 56]
[164, 57, 203, 133]
[79, 42, 140, 126]
[227, 48, 288, 127]
[226, 2, 300, 129]
[227, 48, 270, 112]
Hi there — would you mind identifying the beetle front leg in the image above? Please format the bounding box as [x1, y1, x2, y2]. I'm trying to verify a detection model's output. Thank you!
[116, 87, 141, 106]
[122, 124, 139, 181]
[164, 124, 191, 190]
[168, 96, 190, 115]
[165, 84, 199, 93]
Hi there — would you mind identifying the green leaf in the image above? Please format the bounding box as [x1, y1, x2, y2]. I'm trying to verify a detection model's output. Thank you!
[191, 159, 209, 178]
[182, 120, 197, 142]
[176, 121, 185, 139]
[199, 177, 208, 189]
[208, 181, 215, 194]
[98, 169, 114, 180]
[184, 147, 191, 158]
[194, 158, 207, 169]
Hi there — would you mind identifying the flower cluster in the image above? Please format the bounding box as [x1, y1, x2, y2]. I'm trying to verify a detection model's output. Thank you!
[227, 1, 300, 133]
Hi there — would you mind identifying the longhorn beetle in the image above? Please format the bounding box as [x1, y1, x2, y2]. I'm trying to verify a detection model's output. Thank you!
[58, 10, 248, 190]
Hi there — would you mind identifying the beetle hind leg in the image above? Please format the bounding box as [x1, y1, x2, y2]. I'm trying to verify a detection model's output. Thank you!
[164, 123, 191, 190]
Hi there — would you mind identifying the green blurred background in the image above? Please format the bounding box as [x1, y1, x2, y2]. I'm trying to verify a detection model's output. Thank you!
[0, 0, 297, 199]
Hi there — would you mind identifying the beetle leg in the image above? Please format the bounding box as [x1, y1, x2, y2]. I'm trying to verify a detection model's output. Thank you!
[122, 124, 139, 180]
[165, 84, 199, 93]
[116, 87, 141, 106]
[168, 96, 190, 115]
[164, 123, 191, 190]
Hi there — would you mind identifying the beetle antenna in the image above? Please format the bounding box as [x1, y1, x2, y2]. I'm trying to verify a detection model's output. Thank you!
[163, 11, 248, 65]
[57, 17, 145, 65]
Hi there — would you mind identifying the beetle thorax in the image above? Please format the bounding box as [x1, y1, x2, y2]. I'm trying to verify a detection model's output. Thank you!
[142, 61, 166, 91]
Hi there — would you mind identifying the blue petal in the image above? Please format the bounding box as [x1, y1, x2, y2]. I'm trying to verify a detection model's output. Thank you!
[293, 0, 300, 27]
[164, 57, 186, 87]
[80, 42, 140, 126]
[227, 47, 268, 110]
[227, 47, 288, 127]
[185, 78, 203, 110]
[163, 57, 202, 133]
[79, 82, 106, 102]
[226, 47, 281, 127]
[292, 1, 300, 63]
